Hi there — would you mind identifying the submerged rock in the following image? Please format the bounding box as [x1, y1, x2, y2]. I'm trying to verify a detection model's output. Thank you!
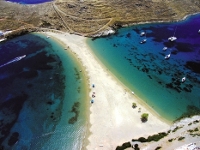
[8, 132, 19, 146]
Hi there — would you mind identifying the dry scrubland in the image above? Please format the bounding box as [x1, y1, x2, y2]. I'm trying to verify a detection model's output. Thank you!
[0, 0, 200, 36]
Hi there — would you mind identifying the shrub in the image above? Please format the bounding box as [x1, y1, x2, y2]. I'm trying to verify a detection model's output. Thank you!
[141, 113, 149, 122]
[172, 126, 180, 132]
[168, 139, 173, 142]
[138, 137, 147, 142]
[134, 144, 140, 150]
[155, 146, 162, 150]
[178, 136, 185, 141]
[133, 132, 168, 143]
[132, 102, 137, 108]
[147, 132, 168, 142]
[116, 142, 131, 150]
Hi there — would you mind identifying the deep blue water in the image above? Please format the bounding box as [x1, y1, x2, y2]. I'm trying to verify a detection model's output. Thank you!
[0, 34, 87, 149]
[88, 14, 200, 121]
[5, 0, 52, 4]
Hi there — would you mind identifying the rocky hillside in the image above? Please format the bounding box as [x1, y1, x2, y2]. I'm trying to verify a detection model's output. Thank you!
[0, 0, 200, 36]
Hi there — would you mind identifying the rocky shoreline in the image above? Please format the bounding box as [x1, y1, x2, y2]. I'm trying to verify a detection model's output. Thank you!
[1, 11, 200, 40]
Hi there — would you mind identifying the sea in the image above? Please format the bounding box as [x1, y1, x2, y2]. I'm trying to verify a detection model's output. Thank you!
[0, 33, 88, 149]
[87, 13, 200, 122]
[5, 0, 51, 4]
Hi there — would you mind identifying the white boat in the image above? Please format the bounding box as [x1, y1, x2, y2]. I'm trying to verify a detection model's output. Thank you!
[140, 39, 147, 44]
[168, 26, 177, 41]
[46, 36, 50, 38]
[164, 53, 170, 59]
[140, 31, 145, 36]
[131, 91, 134, 95]
[198, 29, 200, 33]
[168, 36, 177, 41]
[15, 55, 26, 61]
[181, 77, 186, 82]
[0, 55, 26, 68]
[163, 47, 168, 51]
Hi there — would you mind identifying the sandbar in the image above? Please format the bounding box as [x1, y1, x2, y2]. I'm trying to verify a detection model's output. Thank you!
[41, 31, 200, 150]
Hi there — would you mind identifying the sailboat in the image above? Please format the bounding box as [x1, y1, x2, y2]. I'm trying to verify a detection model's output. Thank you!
[140, 39, 147, 44]
[168, 26, 177, 42]
[140, 32, 147, 44]
[140, 31, 145, 37]
[164, 53, 170, 59]
[163, 47, 168, 51]
[181, 77, 186, 82]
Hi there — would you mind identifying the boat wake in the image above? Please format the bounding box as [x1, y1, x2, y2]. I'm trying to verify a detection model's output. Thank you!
[0, 55, 26, 68]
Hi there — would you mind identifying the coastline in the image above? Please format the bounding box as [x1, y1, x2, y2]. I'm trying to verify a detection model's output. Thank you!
[1, 12, 199, 39]
[2, 10, 200, 147]
[34, 32, 91, 149]
[0, 9, 200, 149]
[41, 31, 171, 149]
[119, 12, 200, 27]
[85, 38, 172, 125]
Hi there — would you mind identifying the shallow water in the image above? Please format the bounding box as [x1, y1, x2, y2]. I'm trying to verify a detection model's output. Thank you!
[87, 14, 200, 121]
[0, 33, 88, 149]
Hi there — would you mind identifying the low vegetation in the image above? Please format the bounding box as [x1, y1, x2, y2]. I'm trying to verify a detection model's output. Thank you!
[172, 126, 182, 132]
[132, 132, 168, 143]
[133, 144, 140, 150]
[155, 146, 162, 150]
[116, 132, 168, 149]
[141, 113, 149, 122]
[187, 127, 200, 137]
[132, 102, 137, 108]
[115, 142, 131, 150]
[178, 136, 185, 141]
[168, 139, 174, 142]
[188, 122, 192, 126]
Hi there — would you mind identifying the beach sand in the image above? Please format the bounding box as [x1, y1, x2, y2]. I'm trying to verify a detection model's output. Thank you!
[42, 32, 176, 149]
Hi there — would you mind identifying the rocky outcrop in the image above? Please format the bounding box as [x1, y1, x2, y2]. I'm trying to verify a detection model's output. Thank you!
[92, 27, 116, 37]
[4, 28, 38, 39]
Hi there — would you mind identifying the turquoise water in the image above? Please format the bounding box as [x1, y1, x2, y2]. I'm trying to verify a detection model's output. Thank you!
[87, 14, 200, 121]
[0, 33, 88, 149]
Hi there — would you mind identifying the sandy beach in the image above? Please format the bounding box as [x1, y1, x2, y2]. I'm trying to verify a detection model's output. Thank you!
[41, 31, 200, 150]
